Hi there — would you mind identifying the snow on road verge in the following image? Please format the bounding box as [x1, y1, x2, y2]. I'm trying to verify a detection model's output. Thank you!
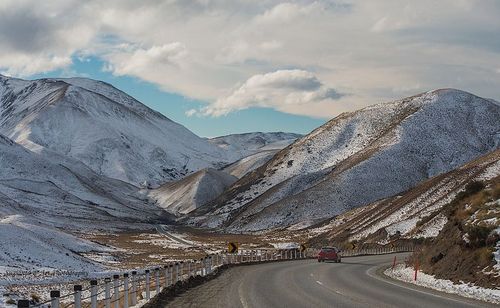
[385, 264, 500, 304]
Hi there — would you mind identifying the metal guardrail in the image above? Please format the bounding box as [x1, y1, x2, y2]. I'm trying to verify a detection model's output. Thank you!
[15, 249, 306, 308]
[15, 245, 414, 307]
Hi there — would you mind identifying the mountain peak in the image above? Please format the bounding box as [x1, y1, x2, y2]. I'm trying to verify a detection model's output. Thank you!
[0, 75, 231, 186]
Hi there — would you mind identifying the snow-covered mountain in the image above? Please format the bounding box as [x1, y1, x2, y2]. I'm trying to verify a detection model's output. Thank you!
[149, 168, 237, 215]
[0, 75, 231, 186]
[222, 150, 279, 178]
[187, 89, 500, 231]
[209, 132, 301, 160]
[0, 131, 175, 270]
[0, 133, 169, 229]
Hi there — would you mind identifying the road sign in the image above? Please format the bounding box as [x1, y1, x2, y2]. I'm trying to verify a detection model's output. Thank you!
[228, 242, 238, 253]
[349, 242, 357, 250]
[300, 244, 307, 252]
[390, 243, 395, 249]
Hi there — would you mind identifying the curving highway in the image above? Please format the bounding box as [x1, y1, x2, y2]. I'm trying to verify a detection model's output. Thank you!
[164, 253, 495, 308]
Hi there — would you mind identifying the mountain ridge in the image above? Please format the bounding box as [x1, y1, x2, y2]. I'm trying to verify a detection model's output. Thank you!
[187, 89, 500, 231]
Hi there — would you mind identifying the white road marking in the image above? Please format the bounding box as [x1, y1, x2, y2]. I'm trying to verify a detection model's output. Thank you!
[315, 280, 344, 295]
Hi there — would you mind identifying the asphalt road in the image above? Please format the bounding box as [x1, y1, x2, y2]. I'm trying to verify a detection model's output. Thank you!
[165, 253, 496, 308]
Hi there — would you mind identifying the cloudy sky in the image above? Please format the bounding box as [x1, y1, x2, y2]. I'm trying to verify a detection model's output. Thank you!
[1, 0, 499, 136]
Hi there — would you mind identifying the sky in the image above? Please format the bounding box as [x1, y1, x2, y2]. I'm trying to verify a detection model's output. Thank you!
[1, 0, 500, 137]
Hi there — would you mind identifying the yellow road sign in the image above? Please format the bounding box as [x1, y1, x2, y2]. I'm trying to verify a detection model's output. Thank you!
[349, 242, 357, 250]
[300, 244, 307, 252]
[228, 242, 238, 253]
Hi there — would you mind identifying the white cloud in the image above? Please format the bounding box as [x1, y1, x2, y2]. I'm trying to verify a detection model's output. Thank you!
[195, 69, 343, 116]
[1, 0, 500, 118]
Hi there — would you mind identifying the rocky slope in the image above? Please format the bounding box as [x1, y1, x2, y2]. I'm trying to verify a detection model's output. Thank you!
[408, 177, 500, 289]
[187, 89, 500, 231]
[0, 75, 231, 187]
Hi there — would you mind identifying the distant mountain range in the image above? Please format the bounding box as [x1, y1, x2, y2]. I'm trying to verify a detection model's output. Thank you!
[1, 74, 499, 270]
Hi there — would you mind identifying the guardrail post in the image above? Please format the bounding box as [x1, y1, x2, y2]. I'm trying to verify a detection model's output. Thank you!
[169, 264, 173, 284]
[74, 285, 82, 308]
[209, 256, 213, 274]
[124, 273, 129, 308]
[104, 277, 111, 308]
[113, 274, 120, 308]
[131, 271, 137, 306]
[90, 280, 98, 308]
[202, 257, 207, 276]
[155, 267, 160, 294]
[145, 269, 151, 300]
[175, 262, 180, 282]
[50, 290, 60, 308]
[164, 265, 170, 286]
[17, 299, 30, 308]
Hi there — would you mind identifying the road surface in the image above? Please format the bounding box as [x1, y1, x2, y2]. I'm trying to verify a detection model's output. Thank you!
[164, 253, 495, 308]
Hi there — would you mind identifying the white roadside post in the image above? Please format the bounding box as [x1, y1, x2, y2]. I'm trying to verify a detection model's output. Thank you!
[164, 265, 170, 285]
[90, 280, 98, 308]
[131, 271, 137, 307]
[145, 269, 151, 301]
[169, 264, 174, 284]
[188, 260, 192, 277]
[155, 268, 160, 294]
[50, 290, 60, 308]
[104, 277, 111, 308]
[175, 263, 180, 282]
[123, 273, 129, 308]
[73, 285, 82, 308]
[113, 274, 120, 308]
[180, 262, 184, 281]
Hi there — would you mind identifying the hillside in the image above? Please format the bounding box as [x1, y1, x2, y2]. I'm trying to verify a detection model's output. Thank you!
[0, 132, 173, 270]
[306, 149, 499, 246]
[149, 168, 237, 215]
[408, 177, 500, 289]
[222, 150, 279, 178]
[0, 75, 231, 186]
[187, 89, 500, 231]
[209, 132, 300, 160]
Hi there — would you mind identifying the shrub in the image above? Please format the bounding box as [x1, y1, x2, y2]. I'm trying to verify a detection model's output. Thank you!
[466, 225, 495, 248]
[476, 247, 494, 265]
[31, 293, 41, 303]
[456, 181, 485, 201]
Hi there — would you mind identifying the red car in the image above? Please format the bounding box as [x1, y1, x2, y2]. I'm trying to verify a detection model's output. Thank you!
[317, 247, 341, 263]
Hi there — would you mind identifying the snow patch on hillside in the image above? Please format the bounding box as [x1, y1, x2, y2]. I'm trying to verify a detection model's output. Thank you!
[386, 264, 500, 304]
